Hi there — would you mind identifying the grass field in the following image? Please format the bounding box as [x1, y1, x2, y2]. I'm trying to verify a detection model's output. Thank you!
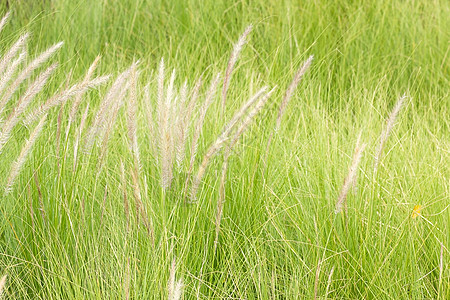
[0, 0, 449, 299]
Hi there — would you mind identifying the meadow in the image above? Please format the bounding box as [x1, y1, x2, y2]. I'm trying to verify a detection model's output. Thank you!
[0, 0, 449, 299]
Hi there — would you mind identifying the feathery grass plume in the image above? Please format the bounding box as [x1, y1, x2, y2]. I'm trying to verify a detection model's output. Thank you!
[335, 133, 366, 214]
[97, 79, 130, 166]
[215, 87, 275, 250]
[73, 103, 89, 171]
[174, 80, 188, 168]
[84, 67, 132, 153]
[66, 55, 101, 137]
[24, 74, 110, 125]
[0, 32, 28, 82]
[438, 242, 444, 294]
[228, 87, 276, 151]
[5, 114, 47, 194]
[0, 41, 63, 117]
[168, 257, 184, 300]
[373, 94, 406, 175]
[84, 70, 129, 154]
[0, 50, 26, 102]
[325, 266, 335, 298]
[0, 274, 6, 297]
[0, 63, 57, 152]
[188, 74, 219, 167]
[183, 74, 220, 198]
[275, 55, 313, 131]
[126, 64, 141, 171]
[159, 69, 176, 189]
[0, 11, 10, 34]
[190, 86, 268, 200]
[222, 25, 252, 109]
[157, 58, 165, 115]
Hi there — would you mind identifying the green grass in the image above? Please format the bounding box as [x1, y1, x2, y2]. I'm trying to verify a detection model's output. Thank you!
[0, 0, 449, 298]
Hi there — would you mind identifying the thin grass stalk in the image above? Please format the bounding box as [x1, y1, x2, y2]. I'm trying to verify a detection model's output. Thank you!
[373, 94, 406, 175]
[143, 84, 157, 156]
[56, 102, 64, 171]
[222, 25, 252, 110]
[120, 160, 129, 229]
[5, 114, 47, 193]
[73, 103, 89, 171]
[438, 242, 444, 296]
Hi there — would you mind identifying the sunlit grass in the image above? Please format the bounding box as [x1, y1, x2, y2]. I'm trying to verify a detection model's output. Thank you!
[0, 0, 448, 299]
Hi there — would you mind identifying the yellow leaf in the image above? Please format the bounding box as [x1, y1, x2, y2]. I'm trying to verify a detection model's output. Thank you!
[411, 205, 422, 219]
